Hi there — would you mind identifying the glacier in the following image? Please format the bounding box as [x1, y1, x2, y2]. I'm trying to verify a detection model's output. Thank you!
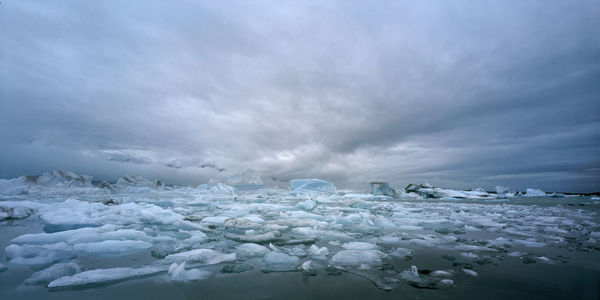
[0, 170, 598, 296]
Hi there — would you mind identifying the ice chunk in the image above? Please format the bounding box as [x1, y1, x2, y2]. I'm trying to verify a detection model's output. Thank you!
[495, 186, 512, 196]
[342, 242, 379, 250]
[235, 243, 270, 257]
[226, 169, 263, 190]
[463, 269, 478, 276]
[369, 182, 398, 198]
[12, 225, 153, 245]
[523, 188, 547, 197]
[295, 200, 316, 211]
[165, 249, 236, 265]
[308, 245, 329, 259]
[330, 249, 386, 266]
[290, 179, 336, 195]
[225, 231, 282, 243]
[73, 240, 153, 255]
[262, 252, 300, 272]
[197, 183, 237, 195]
[48, 266, 164, 288]
[0, 206, 34, 220]
[168, 262, 211, 282]
[115, 175, 163, 188]
[5, 244, 74, 265]
[390, 247, 413, 260]
[25, 262, 81, 286]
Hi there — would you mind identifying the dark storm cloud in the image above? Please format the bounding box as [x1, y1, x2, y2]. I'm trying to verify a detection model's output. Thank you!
[1, 0, 598, 192]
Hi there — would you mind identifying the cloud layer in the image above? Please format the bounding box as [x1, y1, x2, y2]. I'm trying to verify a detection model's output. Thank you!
[1, 1, 599, 192]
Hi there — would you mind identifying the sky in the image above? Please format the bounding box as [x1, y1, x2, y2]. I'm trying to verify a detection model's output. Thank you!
[1, 0, 599, 192]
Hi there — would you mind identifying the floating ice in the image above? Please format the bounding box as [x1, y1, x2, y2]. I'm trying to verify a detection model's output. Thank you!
[168, 262, 211, 282]
[226, 169, 263, 190]
[48, 266, 165, 288]
[25, 262, 81, 286]
[295, 200, 316, 211]
[164, 249, 236, 265]
[524, 188, 547, 197]
[369, 182, 398, 198]
[262, 252, 300, 272]
[115, 175, 163, 188]
[5, 243, 74, 265]
[73, 240, 153, 255]
[235, 243, 270, 257]
[342, 242, 379, 250]
[463, 269, 478, 276]
[330, 249, 386, 266]
[390, 247, 413, 260]
[290, 179, 336, 195]
[308, 245, 329, 259]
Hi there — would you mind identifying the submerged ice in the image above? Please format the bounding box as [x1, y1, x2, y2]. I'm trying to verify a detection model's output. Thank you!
[0, 170, 597, 292]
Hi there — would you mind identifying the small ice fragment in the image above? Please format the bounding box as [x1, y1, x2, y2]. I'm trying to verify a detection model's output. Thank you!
[342, 242, 378, 250]
[48, 266, 164, 288]
[430, 270, 453, 277]
[460, 252, 479, 259]
[390, 248, 413, 260]
[295, 200, 316, 211]
[164, 249, 236, 265]
[308, 245, 329, 259]
[235, 243, 269, 258]
[463, 269, 478, 276]
[411, 265, 419, 277]
[537, 256, 553, 264]
[73, 240, 152, 255]
[331, 250, 386, 266]
[168, 262, 210, 282]
[25, 262, 81, 286]
[262, 252, 300, 272]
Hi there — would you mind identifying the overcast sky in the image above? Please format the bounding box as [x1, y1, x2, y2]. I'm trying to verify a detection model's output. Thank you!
[1, 1, 599, 192]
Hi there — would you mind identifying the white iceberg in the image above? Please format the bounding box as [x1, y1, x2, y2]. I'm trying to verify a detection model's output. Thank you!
[168, 262, 211, 282]
[523, 188, 547, 197]
[25, 262, 81, 286]
[330, 249, 386, 266]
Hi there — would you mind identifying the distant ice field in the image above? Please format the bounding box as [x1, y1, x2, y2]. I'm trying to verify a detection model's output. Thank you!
[0, 171, 598, 299]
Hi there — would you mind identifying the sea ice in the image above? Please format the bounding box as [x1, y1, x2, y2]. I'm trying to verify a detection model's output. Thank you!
[168, 262, 211, 282]
[235, 243, 270, 257]
[262, 252, 300, 272]
[5, 244, 74, 265]
[330, 249, 386, 266]
[73, 240, 153, 255]
[290, 179, 336, 195]
[25, 262, 81, 286]
[164, 249, 236, 265]
[523, 188, 547, 197]
[369, 182, 398, 198]
[48, 266, 164, 288]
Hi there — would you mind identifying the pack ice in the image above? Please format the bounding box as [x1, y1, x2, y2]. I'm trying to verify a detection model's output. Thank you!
[0, 170, 596, 291]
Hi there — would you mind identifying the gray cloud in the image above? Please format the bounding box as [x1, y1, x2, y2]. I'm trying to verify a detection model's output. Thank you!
[0, 0, 598, 192]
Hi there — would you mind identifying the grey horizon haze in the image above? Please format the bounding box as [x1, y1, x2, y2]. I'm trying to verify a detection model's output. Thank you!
[1, 1, 599, 192]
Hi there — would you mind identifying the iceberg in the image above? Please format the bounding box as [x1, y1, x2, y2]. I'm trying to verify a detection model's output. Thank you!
[235, 243, 270, 257]
[369, 182, 398, 198]
[164, 249, 236, 265]
[404, 183, 493, 199]
[48, 266, 165, 288]
[73, 240, 153, 255]
[25, 262, 81, 286]
[115, 175, 163, 188]
[262, 252, 300, 272]
[226, 169, 263, 190]
[523, 188, 547, 197]
[290, 179, 336, 195]
[168, 262, 211, 282]
[5, 243, 74, 266]
[330, 249, 386, 266]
